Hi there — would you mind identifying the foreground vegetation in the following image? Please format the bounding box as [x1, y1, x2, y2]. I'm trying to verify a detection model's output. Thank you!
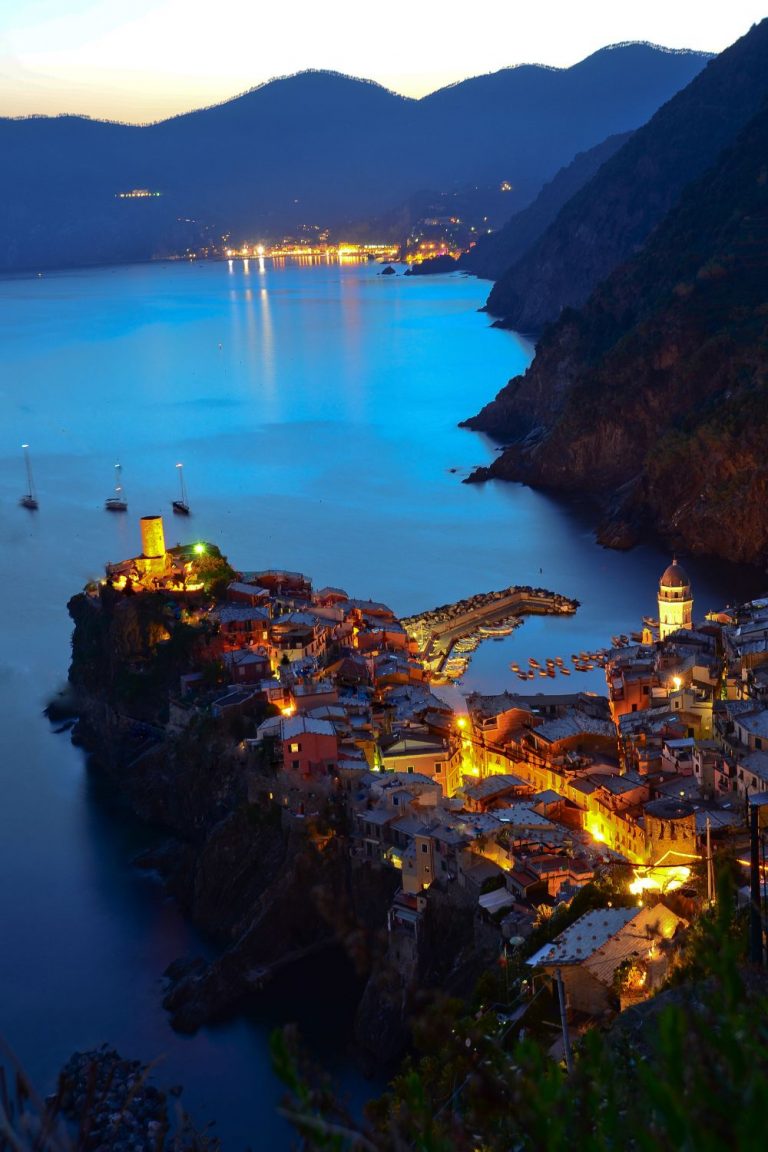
[274, 873, 768, 1151]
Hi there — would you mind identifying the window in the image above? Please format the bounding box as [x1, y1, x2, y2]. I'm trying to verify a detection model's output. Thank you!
[435, 764, 442, 773]
[407, 766, 414, 774]
[289, 742, 301, 753]
[421, 843, 428, 853]
[292, 759, 300, 770]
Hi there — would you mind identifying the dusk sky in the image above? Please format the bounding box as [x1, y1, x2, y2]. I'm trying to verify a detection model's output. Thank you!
[1, 0, 766, 123]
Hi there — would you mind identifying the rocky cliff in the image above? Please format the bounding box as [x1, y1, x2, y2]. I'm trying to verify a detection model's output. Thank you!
[65, 583, 403, 1044]
[484, 19, 768, 332]
[464, 96, 768, 566]
[460, 131, 632, 281]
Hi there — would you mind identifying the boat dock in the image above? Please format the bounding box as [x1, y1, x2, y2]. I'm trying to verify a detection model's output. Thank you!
[402, 585, 579, 680]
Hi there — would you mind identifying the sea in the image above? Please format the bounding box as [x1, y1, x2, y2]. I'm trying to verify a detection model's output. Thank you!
[0, 258, 762, 1148]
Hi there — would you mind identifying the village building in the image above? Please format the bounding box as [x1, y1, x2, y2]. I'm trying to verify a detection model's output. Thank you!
[528, 903, 686, 1016]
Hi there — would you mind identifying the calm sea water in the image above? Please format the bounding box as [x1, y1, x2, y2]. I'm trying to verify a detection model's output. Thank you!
[0, 259, 762, 1148]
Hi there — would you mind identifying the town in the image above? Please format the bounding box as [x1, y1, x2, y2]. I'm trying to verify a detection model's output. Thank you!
[78, 515, 768, 1049]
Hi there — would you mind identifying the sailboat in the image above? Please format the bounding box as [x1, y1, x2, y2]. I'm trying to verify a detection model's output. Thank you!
[20, 443, 38, 509]
[105, 462, 128, 512]
[172, 462, 190, 515]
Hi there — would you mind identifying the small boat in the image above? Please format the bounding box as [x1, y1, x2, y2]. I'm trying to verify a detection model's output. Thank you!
[547, 669, 556, 677]
[105, 462, 128, 512]
[528, 658, 540, 668]
[173, 462, 191, 515]
[517, 672, 528, 681]
[20, 443, 38, 509]
[510, 663, 520, 673]
[560, 667, 571, 675]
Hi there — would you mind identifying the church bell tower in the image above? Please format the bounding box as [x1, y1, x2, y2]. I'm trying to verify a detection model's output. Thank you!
[658, 558, 693, 640]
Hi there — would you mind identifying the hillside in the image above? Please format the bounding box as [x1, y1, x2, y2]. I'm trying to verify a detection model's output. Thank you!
[460, 131, 632, 280]
[463, 95, 768, 565]
[0, 46, 709, 272]
[484, 18, 768, 332]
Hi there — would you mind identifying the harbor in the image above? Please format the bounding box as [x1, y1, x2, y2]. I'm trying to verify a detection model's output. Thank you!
[402, 585, 579, 682]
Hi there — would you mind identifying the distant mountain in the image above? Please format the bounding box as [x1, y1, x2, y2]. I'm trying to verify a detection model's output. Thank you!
[459, 131, 633, 280]
[463, 91, 768, 565]
[0, 45, 709, 272]
[485, 19, 768, 331]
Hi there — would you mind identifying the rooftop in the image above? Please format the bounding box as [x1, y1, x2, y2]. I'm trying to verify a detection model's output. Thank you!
[528, 907, 638, 967]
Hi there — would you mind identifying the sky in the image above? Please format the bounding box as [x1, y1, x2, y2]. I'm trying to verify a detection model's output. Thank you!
[0, 0, 766, 123]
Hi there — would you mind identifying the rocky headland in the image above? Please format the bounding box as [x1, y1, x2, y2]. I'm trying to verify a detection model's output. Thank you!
[462, 24, 768, 568]
[62, 554, 500, 1073]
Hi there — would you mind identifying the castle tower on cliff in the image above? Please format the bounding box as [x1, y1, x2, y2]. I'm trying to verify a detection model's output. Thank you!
[658, 558, 693, 640]
[139, 515, 167, 576]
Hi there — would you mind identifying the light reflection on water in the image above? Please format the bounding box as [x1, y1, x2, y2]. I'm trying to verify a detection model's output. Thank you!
[0, 259, 762, 1148]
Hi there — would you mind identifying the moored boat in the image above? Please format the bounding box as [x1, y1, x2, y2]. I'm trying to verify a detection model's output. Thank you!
[19, 444, 38, 510]
[173, 462, 191, 515]
[105, 462, 128, 512]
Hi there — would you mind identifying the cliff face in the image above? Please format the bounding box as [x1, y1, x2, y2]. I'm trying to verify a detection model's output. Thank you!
[464, 97, 768, 566]
[65, 585, 403, 1043]
[460, 131, 632, 281]
[484, 19, 768, 332]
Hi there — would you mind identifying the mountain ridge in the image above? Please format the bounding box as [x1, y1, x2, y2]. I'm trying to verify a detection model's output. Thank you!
[5, 44, 712, 128]
[0, 43, 709, 272]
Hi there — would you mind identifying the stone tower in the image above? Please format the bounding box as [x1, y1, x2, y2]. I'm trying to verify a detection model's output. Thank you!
[139, 515, 166, 576]
[658, 558, 693, 640]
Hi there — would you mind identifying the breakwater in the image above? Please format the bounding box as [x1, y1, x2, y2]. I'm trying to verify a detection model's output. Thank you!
[402, 585, 579, 679]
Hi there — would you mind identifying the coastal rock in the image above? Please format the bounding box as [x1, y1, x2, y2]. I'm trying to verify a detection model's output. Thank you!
[162, 839, 399, 1034]
[53, 1048, 215, 1151]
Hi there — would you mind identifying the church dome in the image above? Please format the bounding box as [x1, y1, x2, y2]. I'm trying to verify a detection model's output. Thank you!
[660, 560, 690, 590]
